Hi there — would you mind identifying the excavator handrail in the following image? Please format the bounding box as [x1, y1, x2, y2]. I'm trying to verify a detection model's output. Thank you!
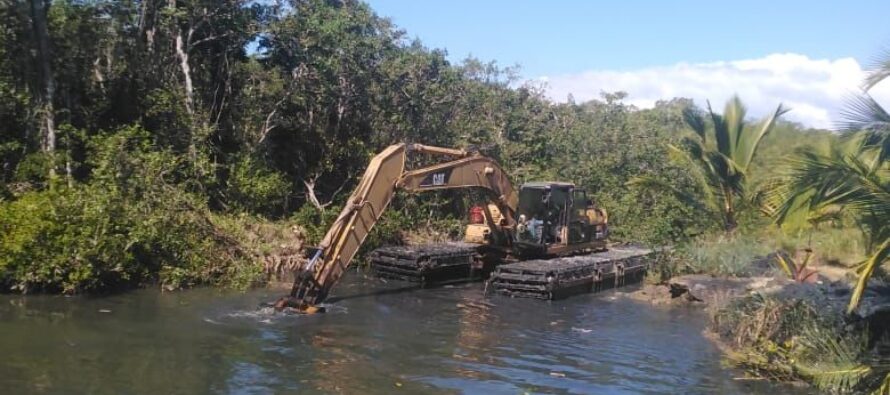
[284, 143, 518, 310]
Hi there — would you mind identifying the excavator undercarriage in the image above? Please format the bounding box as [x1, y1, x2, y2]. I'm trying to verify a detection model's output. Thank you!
[486, 246, 651, 299]
[369, 242, 481, 283]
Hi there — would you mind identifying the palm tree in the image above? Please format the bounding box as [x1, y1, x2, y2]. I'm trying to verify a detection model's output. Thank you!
[771, 145, 889, 313]
[631, 95, 788, 232]
[773, 51, 890, 314]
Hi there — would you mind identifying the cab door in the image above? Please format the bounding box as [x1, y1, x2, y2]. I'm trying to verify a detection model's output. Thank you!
[568, 189, 591, 244]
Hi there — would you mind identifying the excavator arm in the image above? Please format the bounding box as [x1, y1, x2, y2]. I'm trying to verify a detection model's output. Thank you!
[282, 143, 517, 312]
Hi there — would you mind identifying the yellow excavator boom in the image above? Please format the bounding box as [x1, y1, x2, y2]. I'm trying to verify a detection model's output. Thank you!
[286, 143, 517, 310]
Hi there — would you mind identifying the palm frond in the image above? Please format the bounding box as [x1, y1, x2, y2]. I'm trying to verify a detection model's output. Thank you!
[724, 95, 747, 157]
[796, 323, 872, 392]
[683, 106, 707, 143]
[752, 178, 785, 217]
[673, 138, 724, 188]
[773, 149, 890, 229]
[774, 253, 794, 277]
[804, 365, 873, 392]
[756, 176, 819, 227]
[848, 238, 890, 314]
[873, 372, 890, 395]
[673, 138, 706, 163]
[708, 100, 731, 156]
[837, 93, 890, 163]
[736, 103, 790, 171]
[705, 150, 745, 197]
[666, 143, 721, 210]
[864, 48, 890, 91]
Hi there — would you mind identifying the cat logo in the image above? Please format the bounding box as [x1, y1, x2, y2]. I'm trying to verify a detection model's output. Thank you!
[421, 169, 452, 186]
[432, 172, 446, 185]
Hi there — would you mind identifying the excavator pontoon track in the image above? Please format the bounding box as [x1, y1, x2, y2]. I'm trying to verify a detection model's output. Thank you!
[487, 247, 653, 300]
[369, 242, 481, 283]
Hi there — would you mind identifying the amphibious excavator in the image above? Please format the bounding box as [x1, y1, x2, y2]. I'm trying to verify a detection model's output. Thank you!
[276, 143, 650, 313]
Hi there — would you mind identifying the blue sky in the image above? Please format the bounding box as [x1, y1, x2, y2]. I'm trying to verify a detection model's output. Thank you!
[368, 0, 888, 76]
[366, 0, 890, 127]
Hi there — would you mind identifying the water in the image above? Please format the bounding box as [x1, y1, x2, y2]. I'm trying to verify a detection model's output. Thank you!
[0, 272, 799, 394]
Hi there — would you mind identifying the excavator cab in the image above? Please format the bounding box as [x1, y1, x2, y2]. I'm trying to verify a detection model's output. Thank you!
[514, 182, 607, 258]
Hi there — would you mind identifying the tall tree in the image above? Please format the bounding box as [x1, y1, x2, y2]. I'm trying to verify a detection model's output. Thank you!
[260, 0, 396, 209]
[28, 0, 55, 163]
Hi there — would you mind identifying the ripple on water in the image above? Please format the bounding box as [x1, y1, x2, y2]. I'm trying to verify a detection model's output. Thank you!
[213, 303, 350, 324]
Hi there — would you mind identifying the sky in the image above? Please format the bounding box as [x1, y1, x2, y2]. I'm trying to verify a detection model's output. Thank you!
[366, 0, 890, 128]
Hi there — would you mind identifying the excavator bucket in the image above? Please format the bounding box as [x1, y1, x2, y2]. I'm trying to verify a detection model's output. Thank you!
[272, 295, 326, 314]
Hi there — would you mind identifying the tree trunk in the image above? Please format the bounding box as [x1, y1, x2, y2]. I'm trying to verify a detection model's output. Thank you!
[167, 0, 194, 116]
[722, 186, 737, 232]
[168, 0, 198, 165]
[174, 31, 195, 116]
[303, 176, 350, 211]
[303, 178, 325, 211]
[29, 0, 56, 160]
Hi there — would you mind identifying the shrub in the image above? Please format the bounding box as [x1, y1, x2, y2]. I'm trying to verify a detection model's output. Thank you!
[223, 155, 291, 216]
[12, 152, 53, 186]
[0, 126, 264, 293]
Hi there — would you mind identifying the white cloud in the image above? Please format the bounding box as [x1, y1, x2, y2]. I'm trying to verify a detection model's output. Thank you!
[538, 53, 890, 129]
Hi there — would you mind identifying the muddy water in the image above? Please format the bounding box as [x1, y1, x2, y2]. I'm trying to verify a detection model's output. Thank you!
[0, 272, 799, 394]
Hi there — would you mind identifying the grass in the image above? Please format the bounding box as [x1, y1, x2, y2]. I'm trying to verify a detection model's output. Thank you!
[681, 233, 775, 276]
[773, 227, 866, 268]
[675, 226, 866, 278]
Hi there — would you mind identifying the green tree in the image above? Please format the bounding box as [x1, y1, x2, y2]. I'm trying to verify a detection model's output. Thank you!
[632, 95, 788, 232]
[0, 0, 837, 294]
[259, 0, 396, 209]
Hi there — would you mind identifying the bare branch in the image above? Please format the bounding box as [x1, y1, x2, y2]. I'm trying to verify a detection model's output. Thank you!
[258, 97, 286, 145]
[188, 32, 236, 51]
[302, 173, 352, 211]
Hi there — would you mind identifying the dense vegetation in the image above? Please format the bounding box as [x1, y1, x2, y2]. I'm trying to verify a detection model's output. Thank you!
[0, 0, 712, 292]
[0, 0, 880, 300]
[3, 0, 889, 391]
